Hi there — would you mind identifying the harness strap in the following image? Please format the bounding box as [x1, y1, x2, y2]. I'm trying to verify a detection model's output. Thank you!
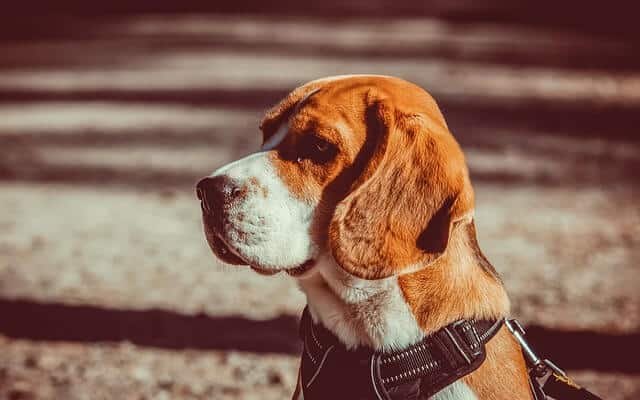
[299, 307, 503, 400]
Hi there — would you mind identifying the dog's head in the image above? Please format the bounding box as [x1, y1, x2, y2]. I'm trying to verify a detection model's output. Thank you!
[197, 75, 474, 279]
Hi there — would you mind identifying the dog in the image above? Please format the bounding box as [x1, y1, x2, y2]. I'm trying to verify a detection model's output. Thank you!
[196, 75, 533, 399]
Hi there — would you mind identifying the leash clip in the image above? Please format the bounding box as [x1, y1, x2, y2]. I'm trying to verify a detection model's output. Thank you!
[505, 319, 550, 378]
[507, 318, 526, 336]
[505, 319, 568, 379]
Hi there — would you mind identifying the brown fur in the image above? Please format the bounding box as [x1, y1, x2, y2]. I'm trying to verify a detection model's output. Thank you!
[463, 326, 533, 399]
[398, 221, 510, 334]
[261, 76, 531, 399]
[399, 221, 532, 398]
[328, 100, 475, 279]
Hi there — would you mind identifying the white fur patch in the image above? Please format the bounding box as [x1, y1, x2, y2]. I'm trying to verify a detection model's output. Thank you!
[297, 254, 424, 352]
[433, 381, 478, 400]
[261, 120, 288, 151]
[210, 152, 317, 270]
[262, 87, 321, 152]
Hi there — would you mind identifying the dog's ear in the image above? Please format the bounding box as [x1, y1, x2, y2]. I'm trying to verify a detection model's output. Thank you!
[328, 92, 475, 279]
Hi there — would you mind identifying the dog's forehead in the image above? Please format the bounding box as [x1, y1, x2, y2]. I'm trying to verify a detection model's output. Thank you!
[266, 94, 365, 154]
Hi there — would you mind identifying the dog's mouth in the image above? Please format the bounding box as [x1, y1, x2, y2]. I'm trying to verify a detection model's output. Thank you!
[202, 211, 251, 266]
[208, 233, 247, 266]
[205, 222, 316, 277]
[250, 259, 315, 277]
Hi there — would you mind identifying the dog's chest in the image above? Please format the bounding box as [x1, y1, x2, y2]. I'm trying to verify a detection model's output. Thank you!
[297, 257, 424, 352]
[296, 259, 478, 400]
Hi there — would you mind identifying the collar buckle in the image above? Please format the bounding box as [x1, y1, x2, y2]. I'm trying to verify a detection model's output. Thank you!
[438, 320, 483, 367]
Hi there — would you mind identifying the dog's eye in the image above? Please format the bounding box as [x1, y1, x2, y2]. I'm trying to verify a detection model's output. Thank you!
[298, 135, 337, 164]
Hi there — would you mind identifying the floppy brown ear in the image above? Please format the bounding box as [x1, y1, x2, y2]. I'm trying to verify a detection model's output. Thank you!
[328, 95, 475, 279]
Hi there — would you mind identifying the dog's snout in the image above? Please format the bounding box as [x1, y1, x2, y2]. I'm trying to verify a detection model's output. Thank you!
[196, 175, 241, 214]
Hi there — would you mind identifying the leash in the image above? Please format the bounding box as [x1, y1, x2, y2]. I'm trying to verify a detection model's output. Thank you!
[298, 307, 502, 400]
[505, 319, 603, 400]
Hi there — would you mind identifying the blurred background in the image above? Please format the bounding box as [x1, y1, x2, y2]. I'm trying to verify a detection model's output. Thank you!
[0, 1, 638, 399]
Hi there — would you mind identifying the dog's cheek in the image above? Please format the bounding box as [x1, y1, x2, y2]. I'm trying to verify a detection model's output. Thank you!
[226, 159, 318, 267]
[240, 189, 317, 267]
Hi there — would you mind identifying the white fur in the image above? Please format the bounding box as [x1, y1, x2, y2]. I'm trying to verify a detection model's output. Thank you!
[261, 119, 289, 150]
[297, 254, 424, 352]
[210, 152, 317, 270]
[432, 381, 479, 400]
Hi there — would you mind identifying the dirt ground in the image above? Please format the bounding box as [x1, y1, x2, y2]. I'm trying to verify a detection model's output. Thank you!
[0, 13, 639, 400]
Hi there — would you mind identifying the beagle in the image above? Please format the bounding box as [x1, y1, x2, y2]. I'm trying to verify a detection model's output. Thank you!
[196, 75, 532, 399]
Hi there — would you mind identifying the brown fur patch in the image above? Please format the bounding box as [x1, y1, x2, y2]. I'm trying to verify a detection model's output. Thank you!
[463, 326, 533, 399]
[397, 219, 531, 399]
[398, 220, 510, 333]
[398, 223, 532, 398]
[465, 221, 501, 282]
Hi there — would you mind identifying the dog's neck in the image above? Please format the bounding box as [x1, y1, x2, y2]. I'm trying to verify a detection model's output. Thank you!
[297, 220, 510, 352]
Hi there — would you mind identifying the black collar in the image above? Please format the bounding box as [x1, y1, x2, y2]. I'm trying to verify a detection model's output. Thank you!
[298, 307, 503, 400]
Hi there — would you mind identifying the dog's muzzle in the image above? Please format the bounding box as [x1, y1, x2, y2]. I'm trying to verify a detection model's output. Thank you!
[196, 175, 242, 219]
[196, 175, 247, 265]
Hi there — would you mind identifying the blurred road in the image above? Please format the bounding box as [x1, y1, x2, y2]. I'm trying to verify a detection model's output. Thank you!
[0, 14, 638, 400]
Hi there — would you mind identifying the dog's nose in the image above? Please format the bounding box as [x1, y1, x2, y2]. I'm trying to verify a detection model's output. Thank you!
[196, 175, 241, 214]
